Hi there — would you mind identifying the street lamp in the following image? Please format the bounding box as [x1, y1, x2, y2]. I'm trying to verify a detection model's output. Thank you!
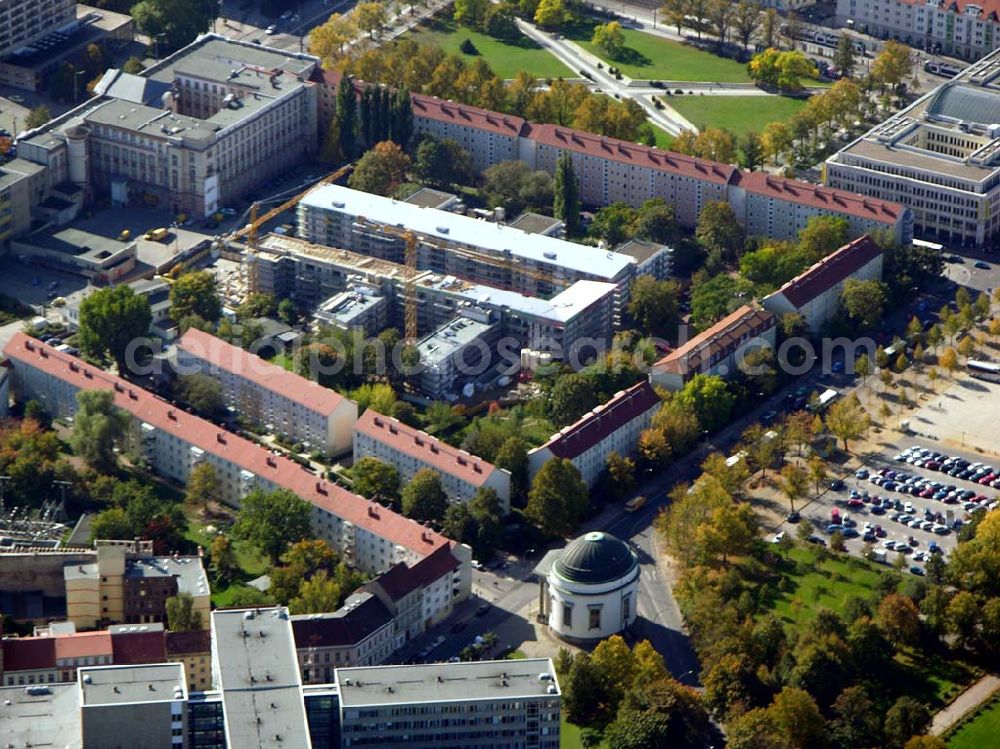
[73, 66, 86, 104]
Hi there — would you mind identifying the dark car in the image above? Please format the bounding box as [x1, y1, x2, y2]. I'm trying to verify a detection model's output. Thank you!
[975, 261, 991, 269]
[475, 603, 491, 617]
[910, 565, 925, 576]
[450, 621, 468, 634]
[786, 511, 801, 523]
[829, 479, 846, 491]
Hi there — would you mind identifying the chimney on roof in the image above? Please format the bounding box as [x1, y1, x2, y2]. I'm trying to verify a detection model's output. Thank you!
[24, 339, 34, 350]
[129, 389, 138, 400]
[114, 382, 124, 392]
[266, 456, 276, 468]
[216, 433, 226, 444]
[40, 348, 48, 358]
[168, 410, 177, 421]
[368, 504, 379, 519]
[316, 481, 327, 495]
[473, 464, 482, 473]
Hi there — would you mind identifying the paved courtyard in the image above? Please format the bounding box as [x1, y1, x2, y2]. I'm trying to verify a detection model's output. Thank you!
[910, 377, 1000, 458]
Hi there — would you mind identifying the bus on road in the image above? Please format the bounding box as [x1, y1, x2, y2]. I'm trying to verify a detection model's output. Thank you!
[968, 359, 1000, 383]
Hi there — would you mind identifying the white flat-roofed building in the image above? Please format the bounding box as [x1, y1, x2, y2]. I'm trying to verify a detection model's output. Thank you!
[335, 658, 561, 749]
[2, 333, 471, 586]
[211, 607, 311, 749]
[175, 328, 358, 456]
[353, 409, 512, 512]
[78, 663, 187, 749]
[413, 313, 501, 399]
[17, 34, 319, 218]
[296, 183, 636, 311]
[528, 380, 662, 488]
[825, 51, 1000, 248]
[762, 235, 884, 332]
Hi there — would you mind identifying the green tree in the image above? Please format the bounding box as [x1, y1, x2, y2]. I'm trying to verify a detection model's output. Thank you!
[355, 1, 388, 37]
[871, 40, 914, 93]
[77, 285, 152, 374]
[825, 394, 869, 451]
[548, 373, 599, 426]
[833, 34, 857, 78]
[71, 390, 129, 473]
[289, 570, 346, 614]
[482, 160, 553, 215]
[630, 198, 676, 244]
[657, 475, 731, 566]
[695, 200, 745, 261]
[876, 593, 921, 647]
[798, 215, 849, 261]
[401, 468, 448, 522]
[831, 685, 882, 749]
[603, 678, 711, 748]
[840, 278, 889, 329]
[170, 270, 221, 324]
[628, 276, 680, 338]
[590, 202, 638, 246]
[233, 488, 312, 564]
[779, 462, 809, 513]
[553, 151, 580, 234]
[209, 535, 237, 585]
[24, 105, 53, 129]
[89, 507, 132, 542]
[443, 486, 504, 558]
[185, 462, 220, 508]
[526, 458, 588, 536]
[592, 21, 626, 59]
[131, 0, 217, 54]
[454, 0, 490, 27]
[177, 374, 224, 416]
[606, 451, 637, 498]
[351, 456, 401, 505]
[165, 592, 202, 631]
[334, 74, 358, 160]
[738, 130, 765, 171]
[348, 382, 397, 414]
[690, 274, 754, 329]
[495, 436, 529, 500]
[349, 140, 411, 196]
[883, 696, 931, 749]
[534, 0, 567, 27]
[678, 373, 734, 432]
[309, 12, 357, 64]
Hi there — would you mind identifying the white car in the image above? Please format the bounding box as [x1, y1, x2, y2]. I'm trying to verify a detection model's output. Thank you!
[771, 531, 786, 544]
[904, 502, 915, 514]
[8, 94, 24, 103]
[265, 24, 277, 34]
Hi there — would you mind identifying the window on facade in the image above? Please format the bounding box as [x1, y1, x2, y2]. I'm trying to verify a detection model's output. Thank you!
[623, 595, 631, 622]
[562, 603, 572, 629]
[588, 608, 601, 630]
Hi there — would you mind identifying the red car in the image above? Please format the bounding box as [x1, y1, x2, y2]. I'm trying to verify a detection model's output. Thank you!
[979, 473, 997, 485]
[847, 499, 865, 508]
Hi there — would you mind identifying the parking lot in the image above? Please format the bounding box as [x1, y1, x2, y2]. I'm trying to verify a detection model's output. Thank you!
[909, 377, 1000, 457]
[942, 254, 1000, 295]
[782, 438, 1000, 574]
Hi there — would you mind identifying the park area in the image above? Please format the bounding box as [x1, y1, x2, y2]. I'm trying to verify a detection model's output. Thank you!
[665, 93, 808, 136]
[565, 19, 751, 82]
[948, 696, 1000, 748]
[403, 17, 572, 79]
[767, 546, 979, 708]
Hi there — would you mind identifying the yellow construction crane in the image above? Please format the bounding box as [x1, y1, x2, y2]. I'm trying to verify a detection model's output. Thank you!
[235, 163, 354, 294]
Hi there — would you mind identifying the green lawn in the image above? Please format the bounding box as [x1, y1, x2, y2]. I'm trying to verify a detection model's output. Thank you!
[665, 94, 808, 136]
[769, 546, 884, 629]
[403, 17, 572, 80]
[651, 123, 674, 150]
[561, 716, 608, 749]
[182, 507, 270, 607]
[565, 19, 750, 83]
[949, 697, 1000, 748]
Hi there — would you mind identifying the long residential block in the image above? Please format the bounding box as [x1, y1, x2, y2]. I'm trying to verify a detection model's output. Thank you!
[528, 380, 663, 488]
[353, 409, 511, 513]
[175, 328, 358, 456]
[2, 333, 471, 598]
[762, 235, 884, 332]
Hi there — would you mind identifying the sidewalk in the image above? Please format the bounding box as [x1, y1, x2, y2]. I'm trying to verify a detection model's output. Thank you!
[931, 674, 1000, 736]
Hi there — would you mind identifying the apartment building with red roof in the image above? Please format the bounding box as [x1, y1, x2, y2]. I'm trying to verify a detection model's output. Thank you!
[1, 334, 470, 598]
[762, 235, 884, 332]
[650, 306, 777, 391]
[353, 410, 511, 512]
[411, 94, 524, 173]
[731, 172, 910, 246]
[176, 328, 358, 456]
[527, 380, 663, 488]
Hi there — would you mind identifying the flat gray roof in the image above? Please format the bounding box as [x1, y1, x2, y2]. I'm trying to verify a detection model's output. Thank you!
[212, 607, 311, 749]
[507, 212, 563, 235]
[79, 663, 185, 706]
[417, 316, 497, 366]
[26, 226, 133, 260]
[301, 184, 634, 280]
[403, 187, 458, 209]
[125, 555, 210, 599]
[335, 659, 560, 707]
[0, 683, 81, 748]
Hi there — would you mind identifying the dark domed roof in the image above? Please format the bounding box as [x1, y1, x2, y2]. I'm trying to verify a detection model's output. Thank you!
[553, 532, 638, 585]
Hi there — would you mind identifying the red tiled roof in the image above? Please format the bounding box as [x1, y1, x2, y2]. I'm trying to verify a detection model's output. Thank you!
[164, 629, 212, 657]
[3, 333, 451, 559]
[539, 381, 662, 461]
[654, 305, 776, 378]
[369, 545, 458, 602]
[411, 93, 525, 138]
[354, 409, 500, 487]
[177, 328, 351, 417]
[54, 631, 112, 660]
[525, 122, 738, 185]
[2, 637, 55, 672]
[769, 235, 883, 309]
[111, 630, 167, 664]
[738, 171, 905, 224]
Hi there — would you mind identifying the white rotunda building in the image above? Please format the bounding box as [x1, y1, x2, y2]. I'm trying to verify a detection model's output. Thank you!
[535, 531, 640, 643]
